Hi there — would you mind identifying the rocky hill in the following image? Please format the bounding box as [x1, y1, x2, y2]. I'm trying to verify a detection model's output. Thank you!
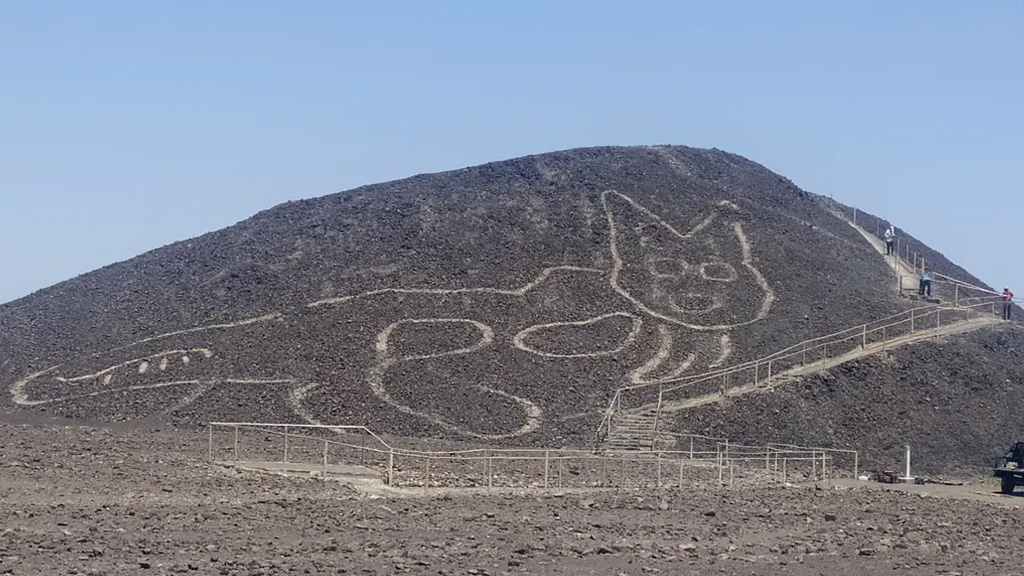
[0, 145, 1018, 472]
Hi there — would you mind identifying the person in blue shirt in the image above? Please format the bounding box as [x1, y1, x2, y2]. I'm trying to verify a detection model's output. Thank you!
[919, 269, 933, 297]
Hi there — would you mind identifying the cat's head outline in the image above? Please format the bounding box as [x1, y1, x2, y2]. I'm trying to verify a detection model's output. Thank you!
[601, 190, 775, 330]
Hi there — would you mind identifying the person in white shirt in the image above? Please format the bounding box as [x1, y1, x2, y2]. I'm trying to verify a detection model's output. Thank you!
[883, 226, 896, 256]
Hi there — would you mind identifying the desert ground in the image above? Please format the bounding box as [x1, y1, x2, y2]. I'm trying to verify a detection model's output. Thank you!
[2, 419, 1022, 576]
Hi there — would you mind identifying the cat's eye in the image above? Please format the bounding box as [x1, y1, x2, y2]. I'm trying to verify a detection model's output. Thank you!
[699, 262, 738, 282]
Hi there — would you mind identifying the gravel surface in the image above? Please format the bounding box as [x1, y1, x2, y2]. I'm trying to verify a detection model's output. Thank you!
[2, 423, 1023, 576]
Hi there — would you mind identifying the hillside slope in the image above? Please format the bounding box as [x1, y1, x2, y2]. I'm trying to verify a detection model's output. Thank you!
[0, 145, 1011, 462]
[681, 324, 1024, 474]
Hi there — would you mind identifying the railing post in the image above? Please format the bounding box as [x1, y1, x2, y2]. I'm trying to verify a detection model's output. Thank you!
[937, 308, 941, 328]
[650, 387, 664, 451]
[544, 451, 550, 488]
[862, 324, 867, 348]
[911, 309, 915, 331]
[388, 449, 394, 487]
[766, 360, 772, 384]
[283, 431, 289, 463]
[487, 456, 493, 491]
[678, 458, 684, 489]
[207, 424, 213, 462]
[955, 284, 959, 307]
[619, 454, 626, 489]
[233, 426, 239, 462]
[360, 429, 366, 465]
[689, 436, 694, 460]
[322, 440, 329, 478]
[854, 452, 859, 479]
[717, 444, 723, 486]
[424, 457, 430, 490]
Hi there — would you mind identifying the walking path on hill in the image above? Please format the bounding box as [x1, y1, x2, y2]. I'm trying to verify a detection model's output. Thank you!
[601, 213, 1011, 451]
[657, 315, 1001, 414]
[848, 220, 919, 284]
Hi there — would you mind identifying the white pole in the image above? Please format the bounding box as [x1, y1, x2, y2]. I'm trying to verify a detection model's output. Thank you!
[904, 445, 911, 481]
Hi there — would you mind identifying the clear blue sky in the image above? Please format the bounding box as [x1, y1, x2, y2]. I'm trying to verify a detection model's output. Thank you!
[1, 1, 1021, 304]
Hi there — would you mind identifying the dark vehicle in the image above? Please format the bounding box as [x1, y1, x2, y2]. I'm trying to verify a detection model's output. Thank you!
[993, 442, 1024, 495]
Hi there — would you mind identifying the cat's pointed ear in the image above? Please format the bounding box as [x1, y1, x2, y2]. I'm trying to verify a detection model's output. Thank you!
[602, 191, 773, 330]
[602, 190, 717, 325]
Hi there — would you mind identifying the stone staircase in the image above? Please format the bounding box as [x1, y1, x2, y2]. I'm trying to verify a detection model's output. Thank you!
[605, 410, 676, 452]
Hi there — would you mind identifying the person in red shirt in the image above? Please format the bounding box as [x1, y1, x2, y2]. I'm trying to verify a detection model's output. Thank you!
[1002, 287, 1014, 320]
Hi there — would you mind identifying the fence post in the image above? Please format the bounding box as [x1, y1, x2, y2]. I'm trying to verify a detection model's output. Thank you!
[753, 362, 758, 386]
[602, 456, 608, 487]
[955, 285, 959, 307]
[862, 324, 867, 348]
[765, 447, 770, 471]
[657, 453, 662, 488]
[424, 457, 431, 490]
[619, 454, 626, 489]
[544, 451, 550, 488]
[854, 453, 859, 479]
[937, 308, 941, 329]
[811, 451, 817, 481]
[388, 449, 394, 487]
[233, 426, 239, 462]
[283, 431, 289, 463]
[689, 436, 694, 460]
[717, 444, 723, 487]
[487, 456, 493, 491]
[911, 309, 915, 331]
[651, 387, 664, 451]
[208, 424, 213, 462]
[766, 361, 772, 385]
[322, 440, 329, 478]
[360, 429, 366, 466]
[678, 458, 684, 489]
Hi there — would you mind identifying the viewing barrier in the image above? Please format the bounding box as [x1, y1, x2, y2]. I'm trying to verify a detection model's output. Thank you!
[598, 300, 1006, 450]
[207, 423, 851, 490]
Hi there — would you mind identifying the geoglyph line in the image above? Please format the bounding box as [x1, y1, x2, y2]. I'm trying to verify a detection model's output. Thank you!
[103, 313, 283, 355]
[603, 189, 776, 330]
[59, 349, 213, 383]
[512, 312, 643, 358]
[368, 317, 542, 439]
[308, 266, 605, 308]
[9, 190, 770, 440]
[375, 318, 495, 362]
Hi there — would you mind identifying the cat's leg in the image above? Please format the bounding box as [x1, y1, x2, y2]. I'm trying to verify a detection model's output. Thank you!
[355, 317, 542, 440]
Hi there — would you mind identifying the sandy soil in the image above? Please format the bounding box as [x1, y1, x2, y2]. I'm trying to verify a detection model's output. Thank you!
[2, 421, 1022, 576]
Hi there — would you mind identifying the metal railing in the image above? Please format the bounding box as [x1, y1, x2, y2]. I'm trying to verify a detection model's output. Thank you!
[597, 299, 1005, 447]
[207, 423, 854, 490]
